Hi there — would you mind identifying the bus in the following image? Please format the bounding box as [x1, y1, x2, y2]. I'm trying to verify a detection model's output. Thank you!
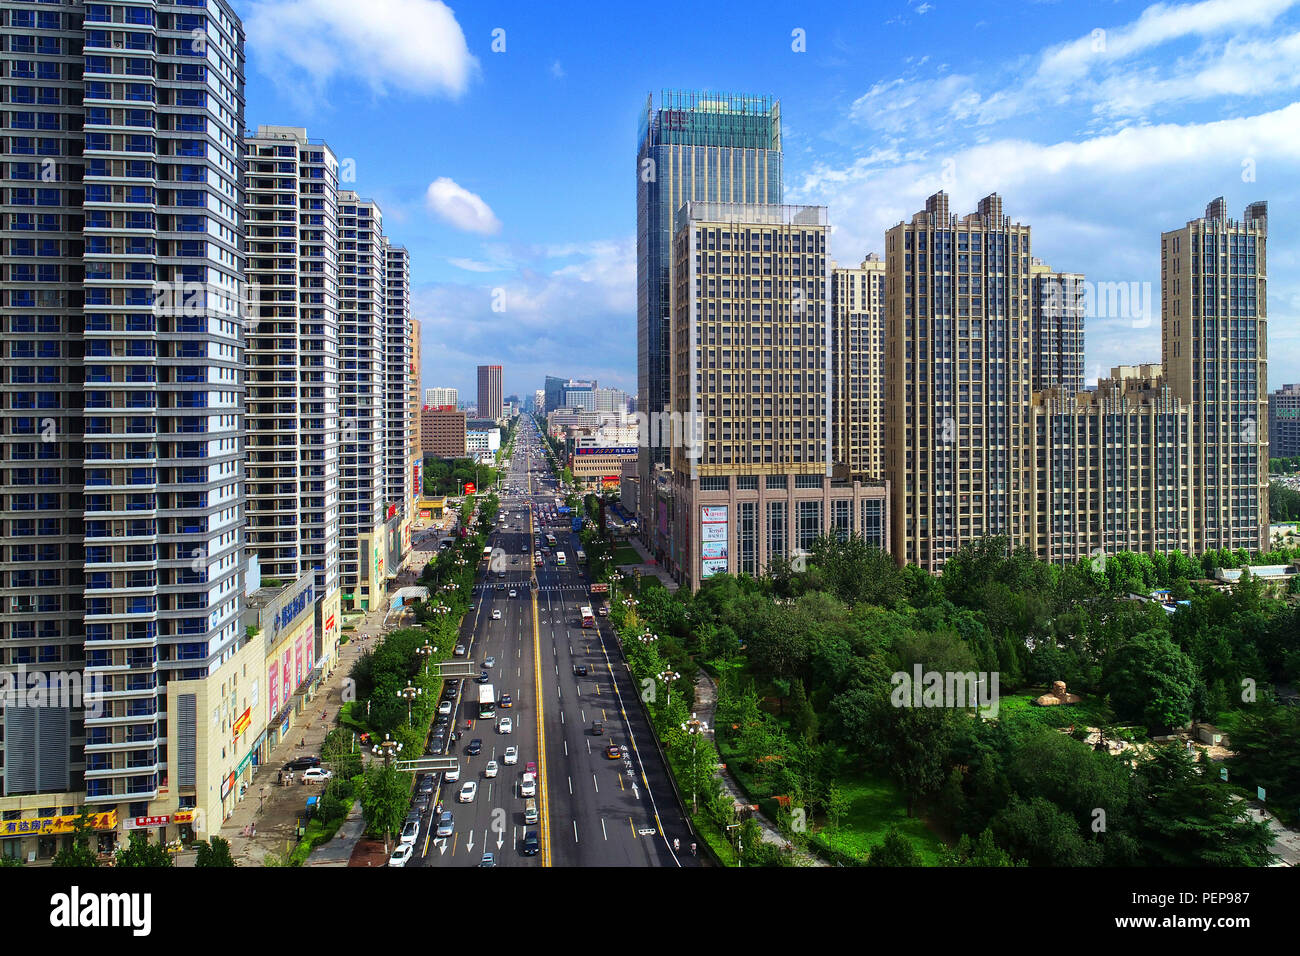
[580, 606, 595, 628]
[555, 551, 566, 567]
[482, 546, 492, 562]
[478, 685, 496, 719]
[545, 533, 556, 548]
[575, 550, 586, 564]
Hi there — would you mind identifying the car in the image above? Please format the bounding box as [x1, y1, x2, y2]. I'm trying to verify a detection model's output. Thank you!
[503, 746, 519, 765]
[437, 700, 453, 716]
[282, 756, 320, 772]
[475, 670, 490, 684]
[434, 715, 451, 729]
[458, 781, 478, 803]
[443, 764, 460, 783]
[522, 829, 540, 856]
[418, 775, 436, 795]
[388, 843, 414, 867]
[524, 760, 537, 778]
[496, 582, 505, 590]
[500, 694, 513, 708]
[485, 760, 499, 778]
[453, 644, 467, 657]
[426, 739, 446, 756]
[484, 656, 496, 668]
[400, 819, 420, 846]
[491, 609, 502, 621]
[442, 686, 458, 701]
[479, 851, 496, 868]
[591, 721, 603, 736]
[606, 744, 623, 760]
[413, 793, 431, 814]
[468, 601, 476, 610]
[466, 738, 482, 756]
[301, 767, 333, 782]
[573, 664, 588, 677]
[435, 811, 454, 838]
[498, 717, 513, 734]
[508, 588, 517, 598]
[520, 773, 537, 798]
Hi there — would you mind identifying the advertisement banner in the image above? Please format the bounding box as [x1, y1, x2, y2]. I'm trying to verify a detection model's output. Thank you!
[701, 558, 729, 578]
[268, 665, 279, 717]
[294, 635, 303, 689]
[701, 505, 728, 524]
[702, 539, 729, 560]
[701, 522, 727, 542]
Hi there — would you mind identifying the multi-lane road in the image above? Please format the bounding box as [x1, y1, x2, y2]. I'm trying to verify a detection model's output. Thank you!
[409, 418, 697, 867]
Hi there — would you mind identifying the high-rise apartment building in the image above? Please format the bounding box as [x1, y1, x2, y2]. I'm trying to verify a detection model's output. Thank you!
[637, 90, 784, 564]
[242, 126, 341, 622]
[409, 318, 422, 503]
[832, 254, 886, 480]
[476, 364, 502, 421]
[383, 244, 411, 518]
[886, 192, 1035, 572]
[424, 386, 457, 407]
[667, 202, 888, 591]
[338, 193, 387, 608]
[1030, 259, 1086, 393]
[1030, 365, 1193, 562]
[0, 0, 248, 840]
[422, 407, 467, 458]
[1269, 384, 1300, 459]
[1161, 198, 1269, 553]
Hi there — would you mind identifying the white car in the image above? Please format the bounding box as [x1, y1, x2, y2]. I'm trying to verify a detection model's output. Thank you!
[509, 589, 517, 598]
[454, 644, 467, 657]
[484, 760, 499, 779]
[301, 767, 333, 782]
[497, 716, 513, 735]
[400, 819, 420, 846]
[388, 843, 414, 867]
[437, 700, 453, 716]
[484, 656, 496, 668]
[503, 746, 518, 765]
[491, 609, 502, 620]
[458, 781, 478, 803]
[444, 764, 461, 783]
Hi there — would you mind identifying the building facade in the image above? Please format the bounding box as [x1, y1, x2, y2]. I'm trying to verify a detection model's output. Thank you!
[636, 90, 784, 567]
[667, 201, 888, 591]
[421, 406, 466, 459]
[383, 244, 411, 520]
[1030, 260, 1086, 393]
[1269, 384, 1300, 459]
[832, 254, 886, 480]
[0, 0, 250, 855]
[1161, 198, 1269, 554]
[886, 192, 1035, 572]
[476, 364, 502, 421]
[424, 386, 456, 408]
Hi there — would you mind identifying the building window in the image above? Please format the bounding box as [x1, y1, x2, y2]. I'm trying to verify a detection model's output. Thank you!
[766, 501, 786, 563]
[832, 499, 850, 541]
[739, 501, 757, 575]
[797, 500, 821, 553]
[700, 476, 729, 492]
[736, 475, 758, 491]
[795, 474, 823, 489]
[766, 475, 787, 490]
[861, 498, 884, 548]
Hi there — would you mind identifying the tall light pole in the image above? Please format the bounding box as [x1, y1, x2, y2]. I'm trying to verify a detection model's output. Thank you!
[681, 713, 709, 813]
[398, 680, 422, 725]
[416, 640, 436, 674]
[658, 669, 680, 708]
[371, 733, 402, 768]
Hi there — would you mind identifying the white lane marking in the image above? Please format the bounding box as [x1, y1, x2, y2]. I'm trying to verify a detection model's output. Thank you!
[602, 818, 608, 841]
[573, 820, 579, 843]
[592, 773, 599, 794]
[567, 775, 573, 795]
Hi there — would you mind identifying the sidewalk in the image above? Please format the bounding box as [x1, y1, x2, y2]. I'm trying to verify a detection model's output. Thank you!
[218, 602, 386, 866]
[617, 536, 679, 593]
[693, 671, 825, 866]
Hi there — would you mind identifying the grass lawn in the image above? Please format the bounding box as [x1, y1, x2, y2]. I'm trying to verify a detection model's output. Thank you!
[612, 546, 641, 566]
[809, 771, 948, 865]
[996, 690, 1111, 731]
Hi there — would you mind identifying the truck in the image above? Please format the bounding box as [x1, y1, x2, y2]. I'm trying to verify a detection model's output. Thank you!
[478, 685, 496, 719]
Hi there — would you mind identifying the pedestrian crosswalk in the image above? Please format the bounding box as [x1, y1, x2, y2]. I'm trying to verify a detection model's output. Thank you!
[470, 583, 590, 594]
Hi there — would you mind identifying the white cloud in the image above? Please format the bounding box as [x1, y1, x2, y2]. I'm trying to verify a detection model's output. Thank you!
[425, 178, 502, 235]
[244, 0, 477, 98]
[550, 60, 566, 79]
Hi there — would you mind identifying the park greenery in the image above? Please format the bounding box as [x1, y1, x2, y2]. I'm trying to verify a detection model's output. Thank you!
[603, 533, 1296, 866]
[423, 457, 500, 498]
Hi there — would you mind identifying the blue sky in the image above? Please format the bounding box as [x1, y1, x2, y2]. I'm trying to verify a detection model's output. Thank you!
[233, 0, 1300, 400]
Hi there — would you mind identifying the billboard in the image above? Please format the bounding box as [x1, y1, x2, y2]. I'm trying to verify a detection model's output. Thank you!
[700, 505, 729, 579]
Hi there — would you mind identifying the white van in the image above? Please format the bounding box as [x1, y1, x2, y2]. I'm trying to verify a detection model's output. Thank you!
[524, 798, 539, 824]
[520, 772, 536, 798]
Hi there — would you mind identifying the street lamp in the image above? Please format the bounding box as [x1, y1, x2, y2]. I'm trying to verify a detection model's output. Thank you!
[371, 733, 402, 767]
[416, 640, 436, 674]
[658, 669, 680, 708]
[681, 713, 709, 813]
[397, 680, 422, 725]
[638, 630, 658, 648]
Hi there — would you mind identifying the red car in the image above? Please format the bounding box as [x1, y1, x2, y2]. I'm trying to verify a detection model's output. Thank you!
[525, 760, 537, 778]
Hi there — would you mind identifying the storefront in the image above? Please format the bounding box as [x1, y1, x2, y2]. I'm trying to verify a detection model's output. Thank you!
[0, 809, 118, 864]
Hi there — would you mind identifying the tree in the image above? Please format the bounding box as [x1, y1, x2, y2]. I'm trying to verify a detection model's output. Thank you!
[945, 829, 1019, 866]
[1104, 629, 1199, 730]
[1132, 745, 1275, 866]
[825, 782, 851, 849]
[1225, 704, 1300, 816]
[358, 764, 412, 853]
[114, 830, 174, 867]
[51, 808, 100, 868]
[991, 795, 1103, 867]
[194, 836, 235, 867]
[866, 692, 957, 816]
[866, 826, 923, 866]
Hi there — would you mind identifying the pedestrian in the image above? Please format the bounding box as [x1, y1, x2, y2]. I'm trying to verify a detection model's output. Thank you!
[691, 842, 697, 857]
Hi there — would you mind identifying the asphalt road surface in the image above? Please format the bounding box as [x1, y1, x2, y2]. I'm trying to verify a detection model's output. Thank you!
[410, 418, 697, 868]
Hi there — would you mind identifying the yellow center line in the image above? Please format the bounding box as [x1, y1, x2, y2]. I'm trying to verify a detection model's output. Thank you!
[530, 508, 552, 867]
[629, 817, 637, 839]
